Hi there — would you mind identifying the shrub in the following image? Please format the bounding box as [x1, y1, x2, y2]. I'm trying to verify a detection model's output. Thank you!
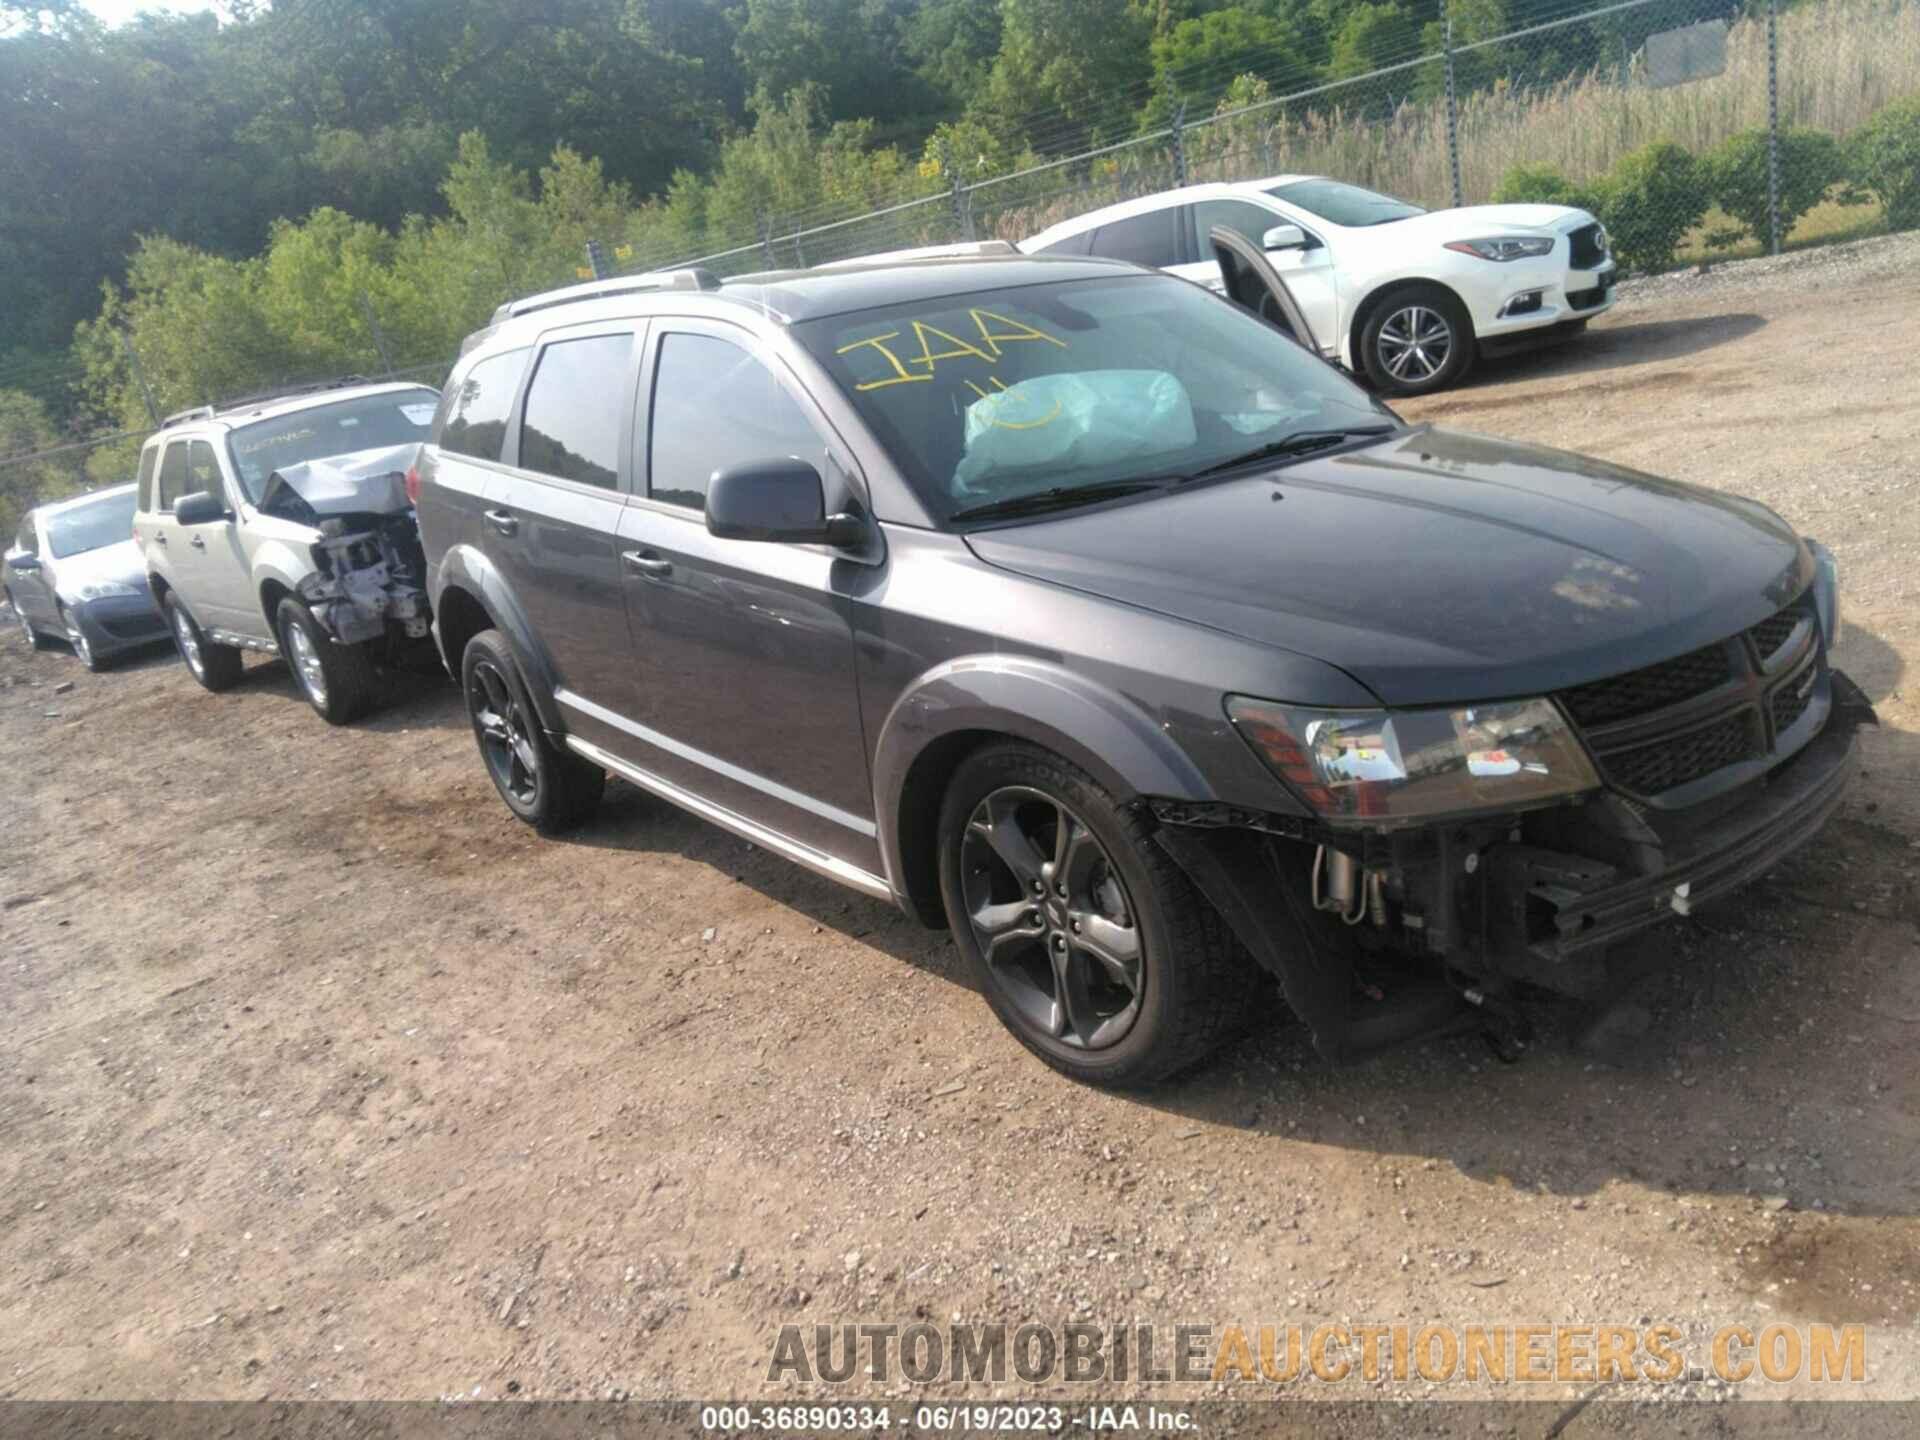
[1705, 127, 1845, 243]
[1847, 94, 1920, 231]
[1591, 141, 1706, 273]
[1491, 162, 1593, 210]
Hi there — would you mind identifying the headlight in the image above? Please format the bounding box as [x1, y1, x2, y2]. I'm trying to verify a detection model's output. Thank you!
[66, 580, 143, 603]
[1808, 539, 1841, 648]
[1226, 695, 1599, 826]
[1444, 236, 1557, 262]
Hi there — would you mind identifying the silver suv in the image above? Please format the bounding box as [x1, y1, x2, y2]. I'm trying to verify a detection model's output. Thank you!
[131, 379, 439, 723]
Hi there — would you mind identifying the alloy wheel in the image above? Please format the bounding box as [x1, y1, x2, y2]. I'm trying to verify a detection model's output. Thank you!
[285, 619, 328, 708]
[468, 657, 540, 807]
[960, 785, 1144, 1050]
[1377, 304, 1453, 384]
[16, 605, 32, 647]
[173, 607, 205, 680]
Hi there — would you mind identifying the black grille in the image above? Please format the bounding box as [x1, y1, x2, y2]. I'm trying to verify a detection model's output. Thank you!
[1748, 603, 1805, 662]
[1559, 642, 1733, 727]
[1567, 281, 1611, 310]
[1568, 223, 1607, 269]
[99, 614, 167, 639]
[1599, 710, 1759, 795]
[1772, 661, 1816, 733]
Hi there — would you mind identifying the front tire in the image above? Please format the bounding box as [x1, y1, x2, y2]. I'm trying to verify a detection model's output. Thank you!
[937, 742, 1243, 1087]
[461, 628, 604, 834]
[276, 597, 376, 725]
[164, 592, 242, 691]
[60, 606, 105, 672]
[1360, 284, 1474, 396]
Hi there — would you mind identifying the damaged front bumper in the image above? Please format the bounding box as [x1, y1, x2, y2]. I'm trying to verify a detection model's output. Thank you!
[1155, 669, 1877, 1063]
[295, 514, 433, 648]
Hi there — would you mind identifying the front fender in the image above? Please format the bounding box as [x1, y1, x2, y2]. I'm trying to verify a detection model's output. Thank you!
[430, 542, 566, 735]
[250, 542, 314, 621]
[871, 654, 1217, 892]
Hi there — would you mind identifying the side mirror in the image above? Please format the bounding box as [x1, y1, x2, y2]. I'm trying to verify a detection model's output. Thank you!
[706, 459, 864, 546]
[1262, 224, 1308, 252]
[173, 490, 230, 526]
[9, 553, 40, 572]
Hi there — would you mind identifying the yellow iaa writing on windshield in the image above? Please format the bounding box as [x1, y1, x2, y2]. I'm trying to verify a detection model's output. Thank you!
[962, 375, 1062, 430]
[836, 309, 1067, 392]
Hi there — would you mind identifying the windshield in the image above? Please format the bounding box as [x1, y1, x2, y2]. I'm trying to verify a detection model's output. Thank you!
[226, 389, 438, 502]
[794, 274, 1393, 523]
[46, 489, 135, 558]
[1268, 179, 1425, 228]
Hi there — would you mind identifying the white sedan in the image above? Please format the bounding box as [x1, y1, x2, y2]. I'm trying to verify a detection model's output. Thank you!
[1020, 175, 1615, 395]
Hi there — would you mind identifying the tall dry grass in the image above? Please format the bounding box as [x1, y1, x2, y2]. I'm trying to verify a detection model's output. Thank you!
[978, 0, 1920, 238]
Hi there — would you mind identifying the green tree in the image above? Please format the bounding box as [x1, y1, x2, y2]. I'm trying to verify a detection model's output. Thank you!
[980, 0, 1155, 150]
[1328, 3, 1417, 82]
[1847, 94, 1920, 232]
[0, 389, 85, 542]
[1705, 127, 1844, 244]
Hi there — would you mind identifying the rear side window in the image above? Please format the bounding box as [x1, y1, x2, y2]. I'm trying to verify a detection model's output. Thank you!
[156, 441, 191, 510]
[647, 333, 825, 512]
[519, 333, 631, 489]
[186, 440, 224, 503]
[1090, 207, 1183, 268]
[439, 348, 528, 462]
[1034, 229, 1094, 257]
[135, 444, 159, 512]
[1191, 199, 1291, 254]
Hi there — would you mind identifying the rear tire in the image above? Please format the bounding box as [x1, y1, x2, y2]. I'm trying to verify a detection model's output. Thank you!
[461, 628, 604, 834]
[1360, 283, 1474, 396]
[276, 596, 376, 725]
[937, 742, 1243, 1087]
[164, 591, 242, 691]
[9, 591, 50, 651]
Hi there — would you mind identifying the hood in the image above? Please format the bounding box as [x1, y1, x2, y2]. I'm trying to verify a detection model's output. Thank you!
[1406, 202, 1591, 235]
[258, 442, 420, 524]
[964, 428, 1811, 707]
[52, 537, 146, 595]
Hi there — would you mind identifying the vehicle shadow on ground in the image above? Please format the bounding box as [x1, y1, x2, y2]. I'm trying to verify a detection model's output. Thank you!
[204, 650, 463, 732]
[1465, 311, 1767, 391]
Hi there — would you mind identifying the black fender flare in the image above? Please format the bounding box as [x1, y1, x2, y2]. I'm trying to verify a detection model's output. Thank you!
[871, 654, 1216, 897]
[430, 543, 566, 736]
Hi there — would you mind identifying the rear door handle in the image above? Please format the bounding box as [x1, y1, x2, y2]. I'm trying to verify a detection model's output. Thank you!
[153, 532, 168, 545]
[622, 550, 672, 578]
[483, 508, 519, 537]
[189, 534, 206, 550]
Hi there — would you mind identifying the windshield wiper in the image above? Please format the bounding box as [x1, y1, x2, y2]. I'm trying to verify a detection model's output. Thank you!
[947, 478, 1175, 525]
[1192, 425, 1397, 478]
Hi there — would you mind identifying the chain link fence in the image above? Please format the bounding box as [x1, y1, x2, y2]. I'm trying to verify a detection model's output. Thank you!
[627, 0, 1920, 282]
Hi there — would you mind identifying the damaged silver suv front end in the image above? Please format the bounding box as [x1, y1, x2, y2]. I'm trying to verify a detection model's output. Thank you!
[259, 444, 432, 650]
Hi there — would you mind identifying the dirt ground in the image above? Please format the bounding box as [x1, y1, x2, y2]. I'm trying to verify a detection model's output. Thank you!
[3, 235, 1917, 1419]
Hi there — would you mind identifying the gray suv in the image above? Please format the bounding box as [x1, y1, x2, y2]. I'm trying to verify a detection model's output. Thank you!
[415, 243, 1871, 1086]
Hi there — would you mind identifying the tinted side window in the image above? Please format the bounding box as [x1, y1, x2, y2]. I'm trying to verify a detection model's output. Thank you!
[1034, 229, 1094, 256]
[647, 334, 825, 512]
[186, 440, 225, 503]
[136, 444, 159, 512]
[519, 333, 631, 489]
[1090, 207, 1183, 268]
[15, 522, 37, 555]
[156, 441, 192, 510]
[440, 348, 528, 461]
[1191, 199, 1292, 253]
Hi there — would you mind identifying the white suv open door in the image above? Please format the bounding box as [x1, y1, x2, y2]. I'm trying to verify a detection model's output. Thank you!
[1206, 225, 1320, 356]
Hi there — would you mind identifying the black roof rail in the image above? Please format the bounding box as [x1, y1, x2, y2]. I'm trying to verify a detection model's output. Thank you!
[159, 405, 216, 428]
[213, 374, 376, 414]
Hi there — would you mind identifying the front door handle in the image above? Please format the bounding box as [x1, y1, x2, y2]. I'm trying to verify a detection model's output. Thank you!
[483, 508, 519, 537]
[622, 550, 672, 578]
[188, 533, 206, 550]
[153, 532, 168, 545]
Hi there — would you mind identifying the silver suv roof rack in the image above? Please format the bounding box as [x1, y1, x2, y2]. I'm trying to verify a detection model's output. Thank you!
[812, 240, 1019, 270]
[160, 405, 217, 428]
[492, 268, 723, 324]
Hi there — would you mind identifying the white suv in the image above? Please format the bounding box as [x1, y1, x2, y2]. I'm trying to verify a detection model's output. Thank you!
[131, 379, 439, 723]
[1022, 175, 1614, 395]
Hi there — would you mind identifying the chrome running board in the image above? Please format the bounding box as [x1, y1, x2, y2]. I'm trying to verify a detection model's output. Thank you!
[564, 736, 895, 904]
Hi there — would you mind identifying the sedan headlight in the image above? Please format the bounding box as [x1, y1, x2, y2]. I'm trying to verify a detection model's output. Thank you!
[1444, 236, 1557, 262]
[66, 580, 143, 603]
[1227, 695, 1599, 826]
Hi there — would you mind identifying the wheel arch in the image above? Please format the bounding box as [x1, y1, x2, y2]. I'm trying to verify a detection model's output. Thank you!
[875, 656, 1217, 929]
[429, 543, 566, 736]
[1346, 276, 1475, 373]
